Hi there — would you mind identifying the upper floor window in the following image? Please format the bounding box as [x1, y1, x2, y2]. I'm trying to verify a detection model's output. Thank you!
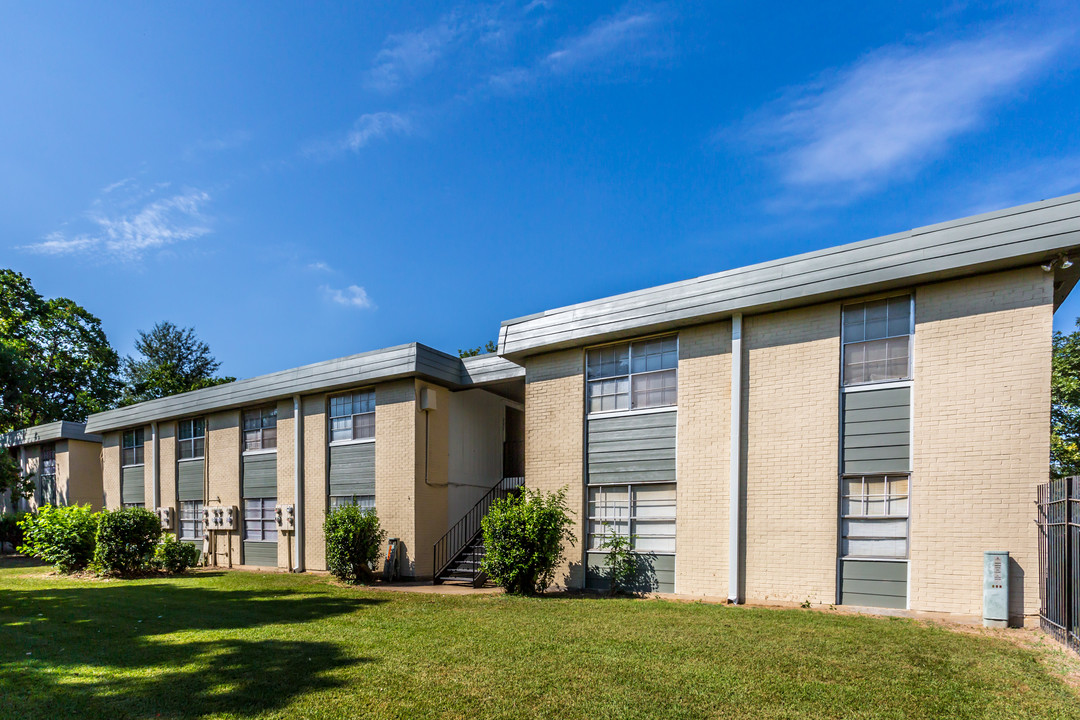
[329, 389, 375, 442]
[586, 336, 678, 414]
[177, 418, 205, 460]
[122, 429, 145, 467]
[842, 295, 912, 386]
[243, 407, 277, 451]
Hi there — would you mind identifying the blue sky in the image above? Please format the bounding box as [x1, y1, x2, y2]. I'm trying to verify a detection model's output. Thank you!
[3, 1, 1080, 378]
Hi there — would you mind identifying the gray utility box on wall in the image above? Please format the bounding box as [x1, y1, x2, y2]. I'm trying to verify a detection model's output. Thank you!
[983, 551, 1009, 628]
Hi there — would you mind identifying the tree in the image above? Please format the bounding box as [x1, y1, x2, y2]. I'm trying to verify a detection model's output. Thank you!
[458, 340, 498, 358]
[0, 269, 120, 431]
[119, 321, 235, 406]
[1053, 321, 1080, 477]
[0, 452, 34, 507]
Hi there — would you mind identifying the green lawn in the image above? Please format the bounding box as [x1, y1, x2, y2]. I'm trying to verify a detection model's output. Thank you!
[1, 559, 1078, 720]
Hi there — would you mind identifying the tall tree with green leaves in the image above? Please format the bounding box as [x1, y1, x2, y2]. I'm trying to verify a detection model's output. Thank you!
[458, 340, 498, 358]
[1053, 320, 1080, 477]
[0, 269, 120, 431]
[119, 321, 235, 406]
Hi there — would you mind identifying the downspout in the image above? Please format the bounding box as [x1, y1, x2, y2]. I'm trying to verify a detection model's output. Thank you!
[728, 313, 743, 604]
[293, 394, 305, 572]
[151, 422, 159, 511]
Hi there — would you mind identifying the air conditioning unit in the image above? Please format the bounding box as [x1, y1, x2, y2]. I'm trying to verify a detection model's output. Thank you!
[156, 507, 173, 530]
[205, 505, 238, 531]
[275, 504, 295, 531]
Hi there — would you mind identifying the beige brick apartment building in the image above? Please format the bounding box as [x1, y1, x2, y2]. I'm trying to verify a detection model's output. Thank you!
[76, 192, 1080, 622]
[0, 422, 104, 513]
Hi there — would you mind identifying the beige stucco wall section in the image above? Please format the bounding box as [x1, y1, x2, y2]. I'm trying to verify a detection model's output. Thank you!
[102, 432, 120, 509]
[140, 427, 153, 509]
[743, 302, 841, 605]
[676, 321, 732, 596]
[65, 439, 104, 509]
[207, 410, 241, 565]
[523, 348, 585, 589]
[375, 380, 419, 576]
[911, 266, 1053, 622]
[302, 394, 328, 571]
[413, 381, 449, 579]
[158, 423, 176, 513]
[276, 398, 297, 569]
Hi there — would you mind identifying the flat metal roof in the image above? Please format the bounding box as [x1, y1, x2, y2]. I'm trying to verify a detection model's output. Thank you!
[498, 192, 1080, 360]
[85, 343, 525, 434]
[0, 421, 101, 448]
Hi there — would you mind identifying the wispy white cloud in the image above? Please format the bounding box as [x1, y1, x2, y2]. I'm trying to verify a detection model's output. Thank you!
[736, 29, 1067, 205]
[345, 112, 412, 151]
[307, 261, 333, 273]
[367, 20, 461, 92]
[544, 8, 661, 74]
[321, 284, 375, 309]
[20, 183, 212, 260]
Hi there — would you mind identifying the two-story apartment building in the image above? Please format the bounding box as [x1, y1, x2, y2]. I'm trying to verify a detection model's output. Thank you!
[0, 422, 103, 513]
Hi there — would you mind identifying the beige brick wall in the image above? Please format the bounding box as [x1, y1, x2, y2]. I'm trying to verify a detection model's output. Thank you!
[302, 394, 328, 571]
[523, 348, 585, 589]
[102, 432, 120, 508]
[158, 423, 176, 513]
[65, 439, 104, 509]
[743, 302, 841, 605]
[207, 410, 241, 566]
[676, 321, 732, 596]
[911, 266, 1053, 621]
[277, 398, 297, 569]
[375, 380, 419, 575]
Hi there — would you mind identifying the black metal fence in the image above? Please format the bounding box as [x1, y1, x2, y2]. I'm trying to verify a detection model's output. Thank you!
[1037, 476, 1080, 650]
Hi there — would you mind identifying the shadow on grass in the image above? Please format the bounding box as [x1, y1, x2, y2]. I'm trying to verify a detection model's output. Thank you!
[0, 580, 383, 719]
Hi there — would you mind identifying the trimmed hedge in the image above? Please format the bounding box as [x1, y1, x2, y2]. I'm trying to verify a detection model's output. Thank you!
[324, 505, 385, 585]
[93, 507, 162, 576]
[154, 534, 201, 574]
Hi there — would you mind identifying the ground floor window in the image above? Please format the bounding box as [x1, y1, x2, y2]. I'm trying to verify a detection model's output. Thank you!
[179, 500, 204, 540]
[330, 494, 375, 512]
[587, 483, 676, 552]
[840, 474, 909, 558]
[244, 497, 277, 541]
[122, 502, 142, 510]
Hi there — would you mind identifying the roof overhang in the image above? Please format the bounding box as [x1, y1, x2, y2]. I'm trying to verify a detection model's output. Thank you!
[85, 343, 524, 434]
[498, 192, 1080, 362]
[0, 421, 101, 448]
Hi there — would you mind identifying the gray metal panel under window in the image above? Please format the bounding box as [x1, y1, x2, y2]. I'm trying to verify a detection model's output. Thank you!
[840, 559, 907, 609]
[329, 443, 375, 497]
[121, 466, 145, 505]
[586, 553, 675, 593]
[177, 459, 204, 501]
[843, 387, 910, 474]
[244, 542, 277, 567]
[242, 453, 277, 498]
[587, 412, 677, 485]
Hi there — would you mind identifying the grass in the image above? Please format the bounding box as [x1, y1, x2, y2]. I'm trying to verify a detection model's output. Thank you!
[1, 558, 1079, 720]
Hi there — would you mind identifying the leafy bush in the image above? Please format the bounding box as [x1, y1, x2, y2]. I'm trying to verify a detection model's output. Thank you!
[324, 504, 385, 584]
[93, 507, 162, 576]
[599, 524, 638, 595]
[480, 487, 575, 595]
[17, 505, 99, 573]
[154, 534, 201, 574]
[1, 512, 26, 551]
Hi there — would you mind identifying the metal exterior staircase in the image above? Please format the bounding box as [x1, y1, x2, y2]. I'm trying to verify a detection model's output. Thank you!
[433, 476, 524, 586]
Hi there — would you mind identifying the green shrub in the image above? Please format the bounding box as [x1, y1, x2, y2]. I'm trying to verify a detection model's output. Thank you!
[93, 507, 162, 576]
[599, 524, 638, 595]
[1, 511, 27, 551]
[480, 487, 575, 595]
[154, 534, 201, 574]
[324, 505, 385, 585]
[17, 505, 99, 573]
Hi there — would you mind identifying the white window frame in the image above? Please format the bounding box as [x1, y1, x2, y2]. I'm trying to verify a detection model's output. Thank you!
[244, 497, 278, 541]
[328, 389, 376, 445]
[177, 418, 205, 460]
[840, 474, 910, 560]
[585, 335, 679, 417]
[329, 494, 376, 512]
[586, 482, 676, 556]
[841, 294, 914, 387]
[122, 428, 145, 467]
[243, 407, 277, 453]
[179, 500, 204, 540]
